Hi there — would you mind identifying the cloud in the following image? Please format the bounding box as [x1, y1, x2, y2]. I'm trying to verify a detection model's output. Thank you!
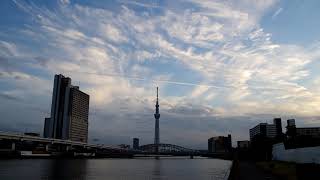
[59, 0, 70, 5]
[272, 7, 283, 19]
[99, 23, 128, 43]
[1, 0, 320, 148]
[118, 0, 160, 9]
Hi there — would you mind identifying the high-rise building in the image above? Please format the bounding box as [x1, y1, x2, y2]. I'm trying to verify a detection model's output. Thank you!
[273, 118, 282, 137]
[68, 86, 89, 142]
[208, 134, 232, 153]
[43, 74, 89, 143]
[133, 138, 139, 150]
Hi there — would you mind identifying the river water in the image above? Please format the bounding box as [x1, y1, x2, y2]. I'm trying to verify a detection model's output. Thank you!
[0, 157, 231, 180]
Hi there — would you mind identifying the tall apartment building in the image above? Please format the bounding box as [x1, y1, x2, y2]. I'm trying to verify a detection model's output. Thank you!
[249, 118, 283, 140]
[43, 74, 89, 143]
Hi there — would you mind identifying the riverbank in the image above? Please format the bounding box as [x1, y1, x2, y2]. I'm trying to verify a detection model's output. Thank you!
[257, 161, 320, 180]
[228, 160, 281, 180]
[228, 160, 320, 180]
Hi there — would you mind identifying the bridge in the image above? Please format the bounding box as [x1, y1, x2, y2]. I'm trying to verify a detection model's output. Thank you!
[140, 143, 196, 153]
[0, 131, 232, 159]
[0, 131, 205, 158]
[0, 131, 131, 158]
[136, 143, 198, 157]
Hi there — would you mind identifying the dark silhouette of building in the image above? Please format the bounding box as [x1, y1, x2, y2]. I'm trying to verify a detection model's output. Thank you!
[274, 118, 282, 136]
[286, 119, 320, 138]
[133, 138, 139, 150]
[154, 87, 160, 153]
[249, 118, 283, 160]
[250, 118, 283, 140]
[208, 134, 232, 153]
[250, 123, 271, 140]
[43, 74, 89, 143]
[43, 117, 51, 138]
[118, 144, 130, 149]
[286, 119, 297, 138]
[237, 140, 250, 149]
[285, 119, 320, 148]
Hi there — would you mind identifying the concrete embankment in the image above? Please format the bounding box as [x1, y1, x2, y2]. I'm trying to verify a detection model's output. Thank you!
[228, 160, 282, 180]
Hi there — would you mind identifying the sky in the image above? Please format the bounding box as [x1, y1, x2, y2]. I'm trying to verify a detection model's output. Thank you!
[1, 0, 320, 149]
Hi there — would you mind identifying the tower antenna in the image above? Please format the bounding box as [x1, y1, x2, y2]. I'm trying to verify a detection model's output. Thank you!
[154, 87, 160, 154]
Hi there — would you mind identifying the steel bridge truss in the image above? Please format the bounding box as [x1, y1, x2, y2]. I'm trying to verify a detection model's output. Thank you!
[139, 143, 196, 153]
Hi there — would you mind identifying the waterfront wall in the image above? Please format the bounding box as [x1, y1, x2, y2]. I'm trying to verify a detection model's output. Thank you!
[272, 143, 320, 164]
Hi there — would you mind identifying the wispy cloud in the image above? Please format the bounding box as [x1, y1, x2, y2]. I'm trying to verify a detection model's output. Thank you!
[1, 0, 320, 147]
[272, 7, 283, 19]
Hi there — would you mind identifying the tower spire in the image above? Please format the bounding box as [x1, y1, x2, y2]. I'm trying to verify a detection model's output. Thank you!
[154, 87, 160, 153]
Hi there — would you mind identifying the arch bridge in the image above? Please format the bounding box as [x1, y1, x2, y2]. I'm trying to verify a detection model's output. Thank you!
[139, 143, 197, 155]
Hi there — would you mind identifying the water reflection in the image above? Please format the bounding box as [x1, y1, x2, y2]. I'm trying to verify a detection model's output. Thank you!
[42, 159, 88, 180]
[0, 158, 231, 180]
[152, 158, 164, 180]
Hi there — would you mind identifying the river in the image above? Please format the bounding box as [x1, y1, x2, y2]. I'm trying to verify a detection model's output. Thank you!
[0, 157, 231, 180]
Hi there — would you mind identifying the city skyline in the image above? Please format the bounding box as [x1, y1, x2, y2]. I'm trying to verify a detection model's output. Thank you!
[1, 0, 320, 149]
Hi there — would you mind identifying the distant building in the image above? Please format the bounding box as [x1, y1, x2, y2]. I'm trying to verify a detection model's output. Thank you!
[133, 138, 139, 150]
[250, 118, 283, 140]
[274, 118, 283, 137]
[119, 144, 130, 149]
[286, 119, 297, 137]
[287, 119, 296, 127]
[286, 119, 320, 138]
[208, 134, 232, 153]
[237, 140, 250, 149]
[43, 117, 51, 138]
[250, 123, 276, 140]
[43, 74, 89, 143]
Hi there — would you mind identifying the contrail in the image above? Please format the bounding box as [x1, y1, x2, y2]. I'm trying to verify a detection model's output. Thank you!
[63, 70, 285, 91]
[64, 70, 228, 89]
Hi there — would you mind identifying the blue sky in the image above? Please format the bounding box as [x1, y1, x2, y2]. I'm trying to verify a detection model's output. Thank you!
[1, 0, 320, 148]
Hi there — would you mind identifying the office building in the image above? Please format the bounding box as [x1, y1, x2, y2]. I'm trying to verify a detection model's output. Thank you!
[43, 74, 89, 143]
[208, 134, 232, 153]
[133, 138, 139, 150]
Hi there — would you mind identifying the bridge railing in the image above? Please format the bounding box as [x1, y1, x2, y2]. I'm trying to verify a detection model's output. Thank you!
[0, 131, 123, 151]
